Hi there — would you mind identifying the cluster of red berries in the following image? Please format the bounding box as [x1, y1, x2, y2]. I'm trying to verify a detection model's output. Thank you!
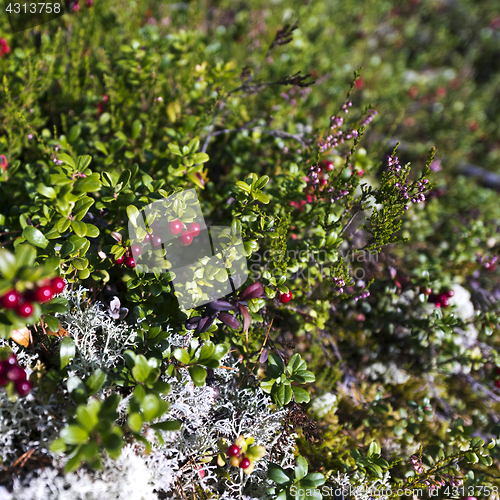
[227, 444, 251, 470]
[113, 252, 136, 269]
[113, 220, 202, 268]
[145, 219, 202, 247]
[96, 95, 109, 116]
[277, 290, 292, 304]
[165, 219, 201, 246]
[0, 38, 11, 58]
[0, 277, 66, 318]
[0, 353, 32, 397]
[423, 287, 454, 308]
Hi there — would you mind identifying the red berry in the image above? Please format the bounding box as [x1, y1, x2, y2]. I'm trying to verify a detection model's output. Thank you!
[197, 466, 205, 479]
[434, 302, 441, 308]
[51, 277, 66, 294]
[321, 160, 335, 172]
[320, 178, 328, 186]
[422, 287, 432, 296]
[439, 294, 450, 307]
[7, 365, 26, 382]
[0, 38, 7, 46]
[15, 379, 32, 397]
[239, 457, 251, 469]
[143, 233, 152, 243]
[179, 233, 193, 246]
[0, 154, 7, 171]
[436, 86, 446, 98]
[278, 291, 292, 304]
[114, 255, 125, 265]
[495, 380, 500, 389]
[102, 95, 109, 103]
[0, 290, 21, 309]
[35, 285, 54, 304]
[227, 445, 241, 458]
[446, 289, 454, 298]
[73, 3, 80, 11]
[168, 220, 183, 235]
[86, 0, 92, 6]
[16, 302, 33, 318]
[188, 222, 201, 238]
[355, 78, 364, 89]
[124, 256, 136, 269]
[151, 235, 163, 248]
[131, 244, 142, 257]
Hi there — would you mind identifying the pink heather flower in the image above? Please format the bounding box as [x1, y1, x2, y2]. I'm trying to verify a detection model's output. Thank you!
[430, 159, 442, 172]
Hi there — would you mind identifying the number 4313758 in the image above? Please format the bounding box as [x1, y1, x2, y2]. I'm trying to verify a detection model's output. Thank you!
[6, 3, 61, 13]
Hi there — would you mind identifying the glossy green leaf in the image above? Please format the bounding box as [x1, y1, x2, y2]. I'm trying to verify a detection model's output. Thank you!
[141, 394, 160, 421]
[0, 249, 16, 279]
[60, 425, 88, 445]
[150, 420, 181, 432]
[173, 348, 190, 365]
[23, 226, 49, 249]
[295, 456, 308, 480]
[36, 183, 57, 199]
[44, 314, 60, 332]
[60, 337, 76, 370]
[71, 221, 87, 237]
[188, 365, 207, 387]
[131, 120, 143, 140]
[292, 386, 310, 403]
[132, 355, 151, 382]
[128, 412, 143, 433]
[267, 463, 291, 485]
[85, 369, 107, 395]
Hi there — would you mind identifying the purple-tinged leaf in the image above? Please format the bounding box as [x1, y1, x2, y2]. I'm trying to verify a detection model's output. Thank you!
[198, 314, 217, 333]
[239, 281, 265, 301]
[185, 316, 202, 330]
[206, 299, 235, 312]
[259, 348, 269, 363]
[219, 312, 240, 329]
[238, 303, 252, 334]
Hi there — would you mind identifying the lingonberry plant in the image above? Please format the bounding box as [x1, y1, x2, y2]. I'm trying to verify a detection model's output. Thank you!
[1, 0, 500, 498]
